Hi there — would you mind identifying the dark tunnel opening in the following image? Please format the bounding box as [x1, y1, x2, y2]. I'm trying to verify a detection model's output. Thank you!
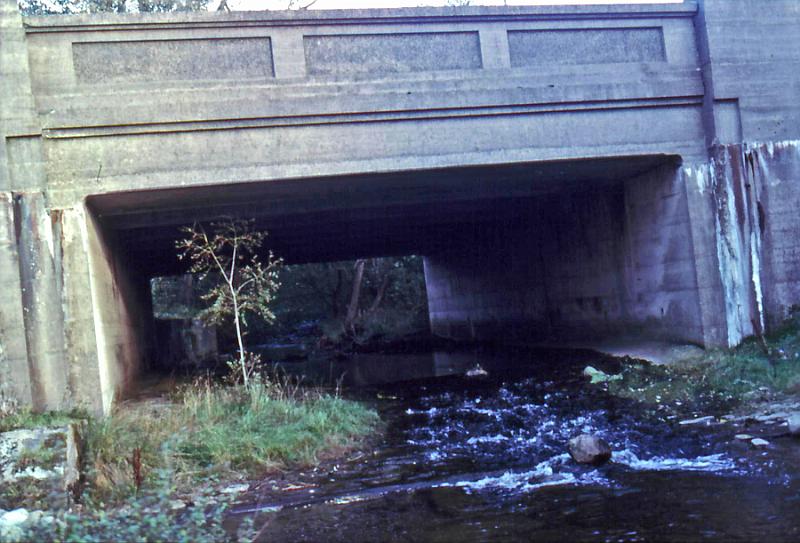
[84, 154, 687, 383]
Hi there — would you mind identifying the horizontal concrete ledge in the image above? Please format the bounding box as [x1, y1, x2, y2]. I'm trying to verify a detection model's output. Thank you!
[61, 149, 688, 205]
[43, 96, 703, 139]
[23, 3, 699, 33]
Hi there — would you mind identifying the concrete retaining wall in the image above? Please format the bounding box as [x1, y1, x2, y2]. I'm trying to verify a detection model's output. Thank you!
[425, 162, 713, 346]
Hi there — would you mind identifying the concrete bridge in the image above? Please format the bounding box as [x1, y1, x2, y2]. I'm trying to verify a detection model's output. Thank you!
[1, 0, 799, 413]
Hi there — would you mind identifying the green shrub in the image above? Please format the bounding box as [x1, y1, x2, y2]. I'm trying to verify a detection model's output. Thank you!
[12, 489, 254, 543]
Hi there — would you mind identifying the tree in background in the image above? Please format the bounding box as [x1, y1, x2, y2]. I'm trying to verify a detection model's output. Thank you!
[18, 0, 319, 16]
[176, 218, 281, 387]
[19, 0, 207, 15]
[274, 255, 429, 346]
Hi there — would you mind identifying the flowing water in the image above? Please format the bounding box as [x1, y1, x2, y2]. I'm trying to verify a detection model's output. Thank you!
[235, 347, 800, 542]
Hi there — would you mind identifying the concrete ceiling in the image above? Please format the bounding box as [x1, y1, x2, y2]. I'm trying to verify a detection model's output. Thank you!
[89, 154, 679, 275]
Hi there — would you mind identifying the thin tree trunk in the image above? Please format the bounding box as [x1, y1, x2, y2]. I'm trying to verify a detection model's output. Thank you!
[345, 259, 366, 332]
[332, 267, 344, 318]
[230, 283, 248, 387]
[368, 272, 391, 314]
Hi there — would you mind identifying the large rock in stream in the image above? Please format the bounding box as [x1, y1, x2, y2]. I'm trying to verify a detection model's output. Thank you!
[788, 413, 800, 438]
[568, 434, 612, 465]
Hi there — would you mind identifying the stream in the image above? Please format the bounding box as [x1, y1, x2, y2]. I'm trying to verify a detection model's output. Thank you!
[233, 347, 800, 542]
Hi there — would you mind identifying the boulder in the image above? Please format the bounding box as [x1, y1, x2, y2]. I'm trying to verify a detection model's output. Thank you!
[788, 413, 800, 437]
[568, 434, 612, 465]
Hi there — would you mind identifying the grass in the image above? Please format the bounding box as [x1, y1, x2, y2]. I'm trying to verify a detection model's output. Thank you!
[0, 408, 87, 433]
[1, 376, 379, 542]
[85, 377, 379, 501]
[15, 436, 63, 471]
[0, 380, 379, 498]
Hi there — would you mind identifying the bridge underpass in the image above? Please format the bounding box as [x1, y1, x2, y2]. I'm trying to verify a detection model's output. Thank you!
[84, 153, 700, 386]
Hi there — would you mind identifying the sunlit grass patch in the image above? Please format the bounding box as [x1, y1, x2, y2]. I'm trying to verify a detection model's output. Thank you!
[86, 378, 379, 501]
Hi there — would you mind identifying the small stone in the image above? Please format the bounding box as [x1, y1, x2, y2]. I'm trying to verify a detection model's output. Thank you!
[0, 509, 29, 525]
[734, 434, 754, 441]
[220, 483, 249, 495]
[568, 434, 612, 465]
[465, 364, 488, 378]
[751, 438, 770, 447]
[787, 413, 800, 437]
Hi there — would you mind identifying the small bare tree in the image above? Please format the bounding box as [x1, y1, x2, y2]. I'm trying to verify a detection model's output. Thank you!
[177, 218, 281, 388]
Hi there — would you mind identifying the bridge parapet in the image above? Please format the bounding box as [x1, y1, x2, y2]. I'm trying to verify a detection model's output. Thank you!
[23, 4, 703, 147]
[24, 4, 699, 93]
[17, 4, 709, 204]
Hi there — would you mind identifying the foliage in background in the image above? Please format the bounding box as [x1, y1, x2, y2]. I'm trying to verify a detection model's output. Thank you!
[271, 255, 429, 346]
[19, 0, 207, 16]
[151, 255, 429, 351]
[177, 219, 281, 386]
[151, 274, 210, 320]
[18, 0, 328, 16]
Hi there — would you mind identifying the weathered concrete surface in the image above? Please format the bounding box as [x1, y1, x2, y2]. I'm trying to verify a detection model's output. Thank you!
[424, 162, 723, 346]
[0, 195, 31, 409]
[698, 0, 800, 144]
[155, 318, 218, 369]
[0, 422, 84, 511]
[1, 1, 800, 411]
[1, 0, 41, 410]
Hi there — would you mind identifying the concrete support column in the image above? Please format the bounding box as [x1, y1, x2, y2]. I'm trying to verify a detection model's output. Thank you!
[58, 206, 105, 413]
[424, 163, 741, 350]
[80, 206, 152, 413]
[44, 202, 153, 414]
[621, 163, 711, 346]
[13, 192, 70, 410]
[0, 192, 32, 408]
[0, 195, 154, 414]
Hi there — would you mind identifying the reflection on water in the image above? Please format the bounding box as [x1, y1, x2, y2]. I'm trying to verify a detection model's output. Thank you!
[247, 347, 800, 542]
[270, 350, 482, 387]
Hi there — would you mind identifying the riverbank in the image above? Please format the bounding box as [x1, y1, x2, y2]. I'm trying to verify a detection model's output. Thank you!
[596, 311, 800, 414]
[576, 311, 800, 457]
[0, 379, 379, 542]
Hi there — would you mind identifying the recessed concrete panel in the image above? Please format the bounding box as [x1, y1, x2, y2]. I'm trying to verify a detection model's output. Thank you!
[508, 28, 666, 67]
[72, 37, 275, 84]
[303, 32, 482, 76]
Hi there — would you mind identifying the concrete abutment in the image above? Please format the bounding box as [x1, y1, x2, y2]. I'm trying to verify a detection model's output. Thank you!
[0, 194, 152, 413]
[424, 161, 718, 347]
[425, 144, 800, 350]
